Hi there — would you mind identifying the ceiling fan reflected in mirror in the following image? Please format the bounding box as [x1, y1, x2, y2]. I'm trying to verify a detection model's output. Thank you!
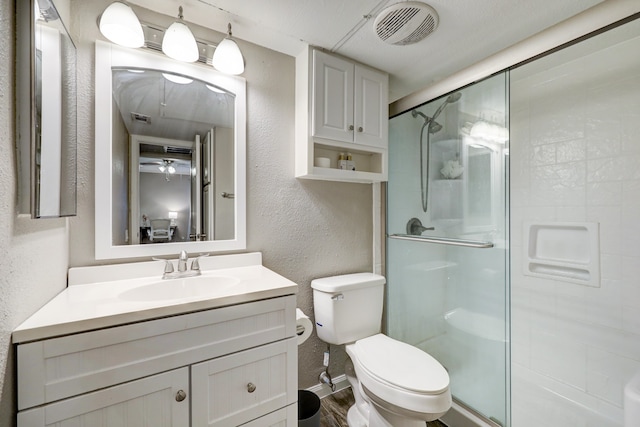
[140, 158, 178, 181]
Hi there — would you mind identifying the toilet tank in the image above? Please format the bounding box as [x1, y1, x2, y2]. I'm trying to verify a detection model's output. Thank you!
[311, 273, 386, 345]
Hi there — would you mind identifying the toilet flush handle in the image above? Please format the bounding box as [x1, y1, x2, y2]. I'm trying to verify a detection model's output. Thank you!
[331, 294, 344, 301]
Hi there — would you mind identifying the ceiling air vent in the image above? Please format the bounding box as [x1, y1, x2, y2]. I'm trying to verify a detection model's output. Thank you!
[374, 1, 439, 46]
[131, 112, 151, 124]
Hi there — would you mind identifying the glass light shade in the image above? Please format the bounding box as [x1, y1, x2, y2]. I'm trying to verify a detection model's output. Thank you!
[162, 73, 193, 85]
[212, 37, 245, 75]
[99, 2, 144, 48]
[206, 84, 226, 93]
[162, 21, 199, 62]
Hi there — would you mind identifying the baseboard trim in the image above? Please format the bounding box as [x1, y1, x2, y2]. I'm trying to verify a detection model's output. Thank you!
[306, 374, 350, 399]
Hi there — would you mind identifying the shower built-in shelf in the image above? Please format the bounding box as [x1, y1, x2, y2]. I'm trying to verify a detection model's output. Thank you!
[524, 222, 600, 287]
[389, 234, 494, 248]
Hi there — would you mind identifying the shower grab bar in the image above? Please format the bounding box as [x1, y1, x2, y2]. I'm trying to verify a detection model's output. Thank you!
[388, 234, 494, 248]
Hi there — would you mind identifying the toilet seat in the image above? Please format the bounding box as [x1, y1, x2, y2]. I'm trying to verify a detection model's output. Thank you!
[346, 334, 451, 416]
[354, 334, 449, 394]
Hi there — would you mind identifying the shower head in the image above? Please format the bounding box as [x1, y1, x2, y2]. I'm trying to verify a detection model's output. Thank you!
[411, 110, 428, 120]
[429, 122, 442, 133]
[412, 110, 442, 133]
[447, 92, 462, 103]
[431, 91, 462, 122]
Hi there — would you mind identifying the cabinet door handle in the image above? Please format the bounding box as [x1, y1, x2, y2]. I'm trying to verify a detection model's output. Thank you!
[348, 125, 354, 131]
[175, 390, 187, 402]
[247, 382, 257, 393]
[358, 126, 363, 132]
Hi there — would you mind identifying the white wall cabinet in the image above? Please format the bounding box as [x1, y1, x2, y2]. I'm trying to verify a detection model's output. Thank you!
[296, 47, 388, 183]
[16, 296, 297, 426]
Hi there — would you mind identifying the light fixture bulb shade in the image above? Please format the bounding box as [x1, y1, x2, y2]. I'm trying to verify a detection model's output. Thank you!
[162, 73, 193, 85]
[162, 21, 199, 62]
[99, 2, 144, 48]
[212, 37, 245, 75]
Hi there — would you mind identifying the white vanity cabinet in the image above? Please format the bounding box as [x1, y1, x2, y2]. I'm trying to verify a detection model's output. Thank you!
[295, 47, 389, 183]
[16, 296, 298, 427]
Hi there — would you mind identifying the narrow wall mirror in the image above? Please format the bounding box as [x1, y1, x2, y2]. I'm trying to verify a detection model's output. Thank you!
[95, 41, 246, 260]
[16, 0, 77, 218]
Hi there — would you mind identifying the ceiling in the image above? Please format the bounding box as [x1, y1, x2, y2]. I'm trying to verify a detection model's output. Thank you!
[129, 0, 604, 102]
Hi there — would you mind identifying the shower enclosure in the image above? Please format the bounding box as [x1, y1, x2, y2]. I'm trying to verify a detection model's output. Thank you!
[387, 72, 510, 426]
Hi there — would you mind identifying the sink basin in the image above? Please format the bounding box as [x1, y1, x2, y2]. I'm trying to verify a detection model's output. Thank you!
[118, 275, 241, 302]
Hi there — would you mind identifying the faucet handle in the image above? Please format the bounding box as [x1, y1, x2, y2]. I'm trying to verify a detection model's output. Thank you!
[153, 257, 174, 274]
[190, 253, 210, 272]
[164, 260, 175, 274]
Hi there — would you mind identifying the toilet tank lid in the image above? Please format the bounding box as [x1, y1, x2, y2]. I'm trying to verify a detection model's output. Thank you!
[311, 273, 386, 292]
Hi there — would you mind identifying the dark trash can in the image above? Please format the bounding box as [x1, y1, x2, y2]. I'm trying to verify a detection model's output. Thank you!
[298, 390, 321, 427]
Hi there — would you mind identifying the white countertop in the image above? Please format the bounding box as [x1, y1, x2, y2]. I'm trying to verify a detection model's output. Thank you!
[13, 253, 298, 343]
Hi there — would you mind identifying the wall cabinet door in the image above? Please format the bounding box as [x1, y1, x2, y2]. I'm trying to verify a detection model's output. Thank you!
[17, 368, 189, 427]
[191, 338, 297, 427]
[312, 49, 388, 148]
[312, 49, 354, 142]
[354, 65, 388, 148]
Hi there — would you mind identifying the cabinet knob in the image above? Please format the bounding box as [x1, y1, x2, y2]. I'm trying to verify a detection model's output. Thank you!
[247, 382, 257, 393]
[175, 390, 187, 402]
[348, 125, 354, 131]
[358, 126, 363, 132]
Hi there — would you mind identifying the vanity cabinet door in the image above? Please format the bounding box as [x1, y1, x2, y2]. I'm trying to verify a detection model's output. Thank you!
[17, 367, 189, 427]
[239, 404, 297, 426]
[191, 337, 297, 426]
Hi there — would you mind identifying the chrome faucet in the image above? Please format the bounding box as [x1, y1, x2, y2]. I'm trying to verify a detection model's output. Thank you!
[177, 250, 189, 272]
[155, 251, 207, 280]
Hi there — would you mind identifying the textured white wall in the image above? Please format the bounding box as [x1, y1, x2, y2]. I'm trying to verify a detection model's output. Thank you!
[510, 22, 640, 427]
[0, 2, 70, 425]
[67, 0, 373, 390]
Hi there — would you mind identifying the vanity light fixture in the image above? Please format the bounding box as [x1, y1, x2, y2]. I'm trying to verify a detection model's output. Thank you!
[98, 1, 144, 48]
[212, 23, 245, 75]
[162, 6, 199, 63]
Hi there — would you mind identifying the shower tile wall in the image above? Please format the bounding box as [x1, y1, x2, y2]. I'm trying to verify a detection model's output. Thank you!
[510, 22, 640, 427]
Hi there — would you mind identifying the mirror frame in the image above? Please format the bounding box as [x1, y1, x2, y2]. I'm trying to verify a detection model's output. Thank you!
[16, 0, 77, 218]
[95, 41, 247, 260]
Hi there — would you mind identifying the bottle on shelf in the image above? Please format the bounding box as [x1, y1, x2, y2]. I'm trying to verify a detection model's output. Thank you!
[338, 152, 347, 170]
[346, 153, 355, 171]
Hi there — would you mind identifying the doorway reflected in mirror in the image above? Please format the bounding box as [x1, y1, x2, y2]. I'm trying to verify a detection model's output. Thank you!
[110, 69, 235, 246]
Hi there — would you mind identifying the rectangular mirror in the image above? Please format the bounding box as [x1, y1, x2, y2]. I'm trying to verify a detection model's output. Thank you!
[16, 0, 77, 218]
[95, 41, 246, 259]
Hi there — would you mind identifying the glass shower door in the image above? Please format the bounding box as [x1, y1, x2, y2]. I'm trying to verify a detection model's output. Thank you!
[386, 72, 510, 426]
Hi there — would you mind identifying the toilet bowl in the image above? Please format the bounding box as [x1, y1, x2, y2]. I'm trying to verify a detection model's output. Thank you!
[312, 273, 451, 426]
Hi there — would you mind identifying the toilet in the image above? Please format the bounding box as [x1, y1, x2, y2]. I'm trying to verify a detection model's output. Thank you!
[312, 273, 451, 427]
